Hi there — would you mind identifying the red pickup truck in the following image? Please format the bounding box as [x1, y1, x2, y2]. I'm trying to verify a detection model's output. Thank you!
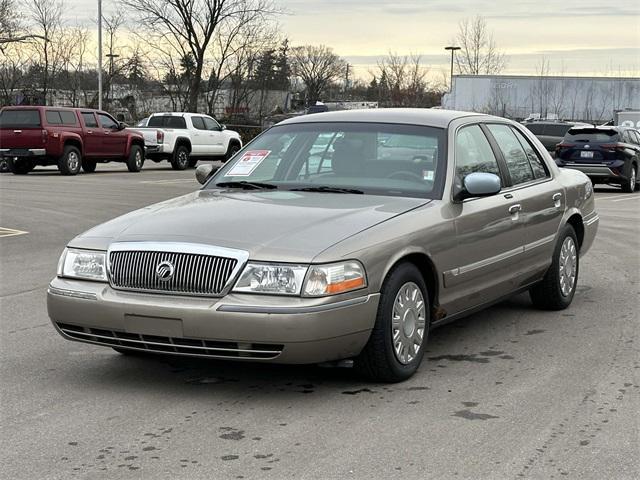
[0, 106, 145, 175]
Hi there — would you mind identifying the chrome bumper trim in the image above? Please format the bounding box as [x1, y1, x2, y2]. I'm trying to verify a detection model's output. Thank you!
[216, 295, 375, 314]
[48, 286, 98, 301]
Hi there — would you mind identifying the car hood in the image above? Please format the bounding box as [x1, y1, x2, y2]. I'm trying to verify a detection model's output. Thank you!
[70, 190, 430, 262]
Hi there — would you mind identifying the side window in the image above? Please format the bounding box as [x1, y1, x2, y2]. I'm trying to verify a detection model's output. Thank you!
[45, 110, 63, 125]
[60, 111, 77, 125]
[191, 116, 206, 130]
[81, 112, 98, 128]
[511, 127, 549, 179]
[97, 113, 118, 129]
[487, 124, 535, 185]
[203, 117, 220, 131]
[455, 125, 501, 179]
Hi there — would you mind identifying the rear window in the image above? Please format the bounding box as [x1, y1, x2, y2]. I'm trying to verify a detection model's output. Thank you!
[565, 128, 619, 143]
[524, 123, 544, 135]
[0, 109, 41, 128]
[148, 116, 187, 129]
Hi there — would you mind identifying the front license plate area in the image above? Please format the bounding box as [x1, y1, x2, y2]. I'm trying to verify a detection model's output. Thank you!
[124, 314, 184, 338]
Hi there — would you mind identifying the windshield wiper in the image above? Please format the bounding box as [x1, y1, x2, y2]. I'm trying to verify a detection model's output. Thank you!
[290, 185, 364, 194]
[215, 181, 278, 190]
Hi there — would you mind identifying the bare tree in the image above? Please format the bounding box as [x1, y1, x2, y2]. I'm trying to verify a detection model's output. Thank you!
[123, 0, 278, 112]
[290, 45, 345, 105]
[454, 15, 506, 75]
[373, 52, 430, 107]
[28, 0, 64, 104]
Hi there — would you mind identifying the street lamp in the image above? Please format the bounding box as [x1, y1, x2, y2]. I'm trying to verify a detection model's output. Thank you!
[105, 53, 120, 104]
[444, 46, 460, 93]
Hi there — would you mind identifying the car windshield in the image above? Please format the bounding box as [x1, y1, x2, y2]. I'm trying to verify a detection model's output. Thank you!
[207, 122, 446, 199]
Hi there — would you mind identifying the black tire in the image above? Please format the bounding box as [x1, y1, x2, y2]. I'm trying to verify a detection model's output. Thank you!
[171, 145, 189, 170]
[81, 158, 97, 173]
[529, 225, 579, 310]
[224, 142, 240, 162]
[0, 160, 9, 173]
[8, 157, 35, 175]
[188, 158, 198, 168]
[127, 145, 144, 172]
[58, 145, 82, 175]
[621, 163, 637, 193]
[356, 263, 430, 383]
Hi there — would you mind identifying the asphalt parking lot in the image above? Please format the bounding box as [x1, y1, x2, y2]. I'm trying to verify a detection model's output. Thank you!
[1, 164, 639, 480]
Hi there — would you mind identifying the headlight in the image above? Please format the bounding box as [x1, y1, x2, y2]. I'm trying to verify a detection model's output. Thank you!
[57, 248, 107, 282]
[233, 263, 308, 295]
[303, 261, 366, 297]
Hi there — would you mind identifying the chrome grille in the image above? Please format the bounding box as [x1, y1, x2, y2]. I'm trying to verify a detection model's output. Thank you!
[109, 250, 238, 296]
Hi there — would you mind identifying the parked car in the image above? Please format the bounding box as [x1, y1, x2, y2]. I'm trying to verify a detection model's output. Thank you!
[132, 112, 242, 170]
[523, 121, 590, 155]
[0, 106, 145, 175]
[555, 126, 640, 193]
[47, 109, 598, 382]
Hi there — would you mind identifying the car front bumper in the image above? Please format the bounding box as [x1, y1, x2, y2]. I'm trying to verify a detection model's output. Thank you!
[47, 277, 379, 364]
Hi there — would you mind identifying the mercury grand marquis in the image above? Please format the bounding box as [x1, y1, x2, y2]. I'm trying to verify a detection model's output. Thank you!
[47, 109, 599, 382]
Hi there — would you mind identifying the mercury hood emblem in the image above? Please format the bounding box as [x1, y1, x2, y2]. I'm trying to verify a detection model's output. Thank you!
[155, 260, 175, 281]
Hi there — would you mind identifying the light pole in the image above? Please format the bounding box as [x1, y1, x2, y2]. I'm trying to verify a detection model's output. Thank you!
[97, 0, 103, 110]
[105, 53, 120, 104]
[444, 46, 460, 93]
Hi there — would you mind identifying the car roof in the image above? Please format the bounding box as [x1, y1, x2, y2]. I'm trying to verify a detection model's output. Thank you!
[278, 108, 488, 128]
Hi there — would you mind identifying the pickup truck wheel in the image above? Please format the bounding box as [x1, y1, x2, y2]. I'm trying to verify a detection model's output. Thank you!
[126, 145, 144, 172]
[224, 143, 240, 162]
[356, 262, 429, 382]
[0, 159, 9, 173]
[621, 164, 636, 193]
[171, 146, 189, 170]
[58, 146, 82, 175]
[81, 159, 97, 173]
[8, 158, 35, 174]
[529, 225, 579, 310]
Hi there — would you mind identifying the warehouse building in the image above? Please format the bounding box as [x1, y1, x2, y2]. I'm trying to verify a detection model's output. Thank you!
[441, 75, 640, 123]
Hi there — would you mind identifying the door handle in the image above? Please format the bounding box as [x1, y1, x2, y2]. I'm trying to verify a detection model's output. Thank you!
[552, 193, 562, 207]
[509, 204, 522, 215]
[86, 130, 93, 134]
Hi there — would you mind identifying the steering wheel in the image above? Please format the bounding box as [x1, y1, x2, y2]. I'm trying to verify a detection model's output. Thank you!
[387, 170, 424, 182]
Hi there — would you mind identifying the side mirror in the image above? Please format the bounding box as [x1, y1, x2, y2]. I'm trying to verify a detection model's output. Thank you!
[196, 163, 219, 185]
[456, 172, 501, 200]
[117, 122, 126, 130]
[220, 124, 227, 131]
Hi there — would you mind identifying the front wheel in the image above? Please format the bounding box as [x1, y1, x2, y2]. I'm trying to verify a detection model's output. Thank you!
[356, 263, 430, 382]
[171, 146, 189, 170]
[621, 164, 637, 193]
[529, 225, 579, 310]
[58, 146, 82, 175]
[126, 145, 144, 172]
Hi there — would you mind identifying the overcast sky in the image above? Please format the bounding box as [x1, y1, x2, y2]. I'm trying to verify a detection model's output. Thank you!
[64, 0, 640, 78]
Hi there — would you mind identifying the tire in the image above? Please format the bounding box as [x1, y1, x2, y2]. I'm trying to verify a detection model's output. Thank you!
[0, 160, 9, 173]
[356, 263, 430, 382]
[126, 145, 144, 172]
[58, 145, 82, 175]
[171, 145, 189, 170]
[621, 163, 637, 193]
[224, 142, 240, 162]
[8, 157, 35, 175]
[81, 158, 97, 173]
[188, 158, 198, 168]
[529, 225, 579, 310]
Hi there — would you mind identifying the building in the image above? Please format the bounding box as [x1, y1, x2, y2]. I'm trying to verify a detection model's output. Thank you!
[442, 75, 640, 123]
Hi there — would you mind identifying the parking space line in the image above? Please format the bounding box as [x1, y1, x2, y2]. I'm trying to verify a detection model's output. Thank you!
[139, 179, 195, 185]
[610, 196, 640, 203]
[596, 194, 628, 201]
[0, 227, 28, 238]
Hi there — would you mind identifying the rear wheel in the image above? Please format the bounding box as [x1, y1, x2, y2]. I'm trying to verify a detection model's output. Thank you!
[81, 158, 97, 173]
[126, 145, 144, 172]
[57, 146, 82, 175]
[224, 142, 240, 162]
[171, 145, 189, 170]
[356, 263, 430, 382]
[530, 225, 579, 310]
[8, 157, 35, 175]
[621, 164, 637, 193]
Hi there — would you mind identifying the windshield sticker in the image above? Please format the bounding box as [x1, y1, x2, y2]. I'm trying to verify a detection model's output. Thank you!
[226, 150, 271, 176]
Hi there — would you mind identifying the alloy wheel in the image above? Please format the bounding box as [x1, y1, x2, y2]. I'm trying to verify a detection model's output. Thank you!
[559, 236, 577, 297]
[68, 151, 79, 171]
[391, 282, 426, 365]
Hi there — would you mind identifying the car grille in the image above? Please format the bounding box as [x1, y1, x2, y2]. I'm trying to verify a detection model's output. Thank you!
[56, 323, 283, 359]
[109, 250, 238, 296]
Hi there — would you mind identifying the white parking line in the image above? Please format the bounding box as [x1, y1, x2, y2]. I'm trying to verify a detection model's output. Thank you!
[139, 179, 196, 185]
[610, 196, 640, 203]
[0, 227, 28, 238]
[596, 194, 628, 201]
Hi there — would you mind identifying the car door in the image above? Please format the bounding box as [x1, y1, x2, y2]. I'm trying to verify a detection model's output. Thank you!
[445, 123, 525, 313]
[485, 123, 564, 279]
[203, 116, 225, 155]
[97, 113, 127, 156]
[80, 112, 101, 157]
[189, 116, 208, 155]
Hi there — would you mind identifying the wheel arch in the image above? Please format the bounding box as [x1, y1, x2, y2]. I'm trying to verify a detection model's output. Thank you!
[62, 136, 83, 156]
[566, 212, 584, 251]
[175, 137, 192, 153]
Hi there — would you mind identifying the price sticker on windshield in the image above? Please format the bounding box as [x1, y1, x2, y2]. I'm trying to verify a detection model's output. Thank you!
[226, 150, 271, 176]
